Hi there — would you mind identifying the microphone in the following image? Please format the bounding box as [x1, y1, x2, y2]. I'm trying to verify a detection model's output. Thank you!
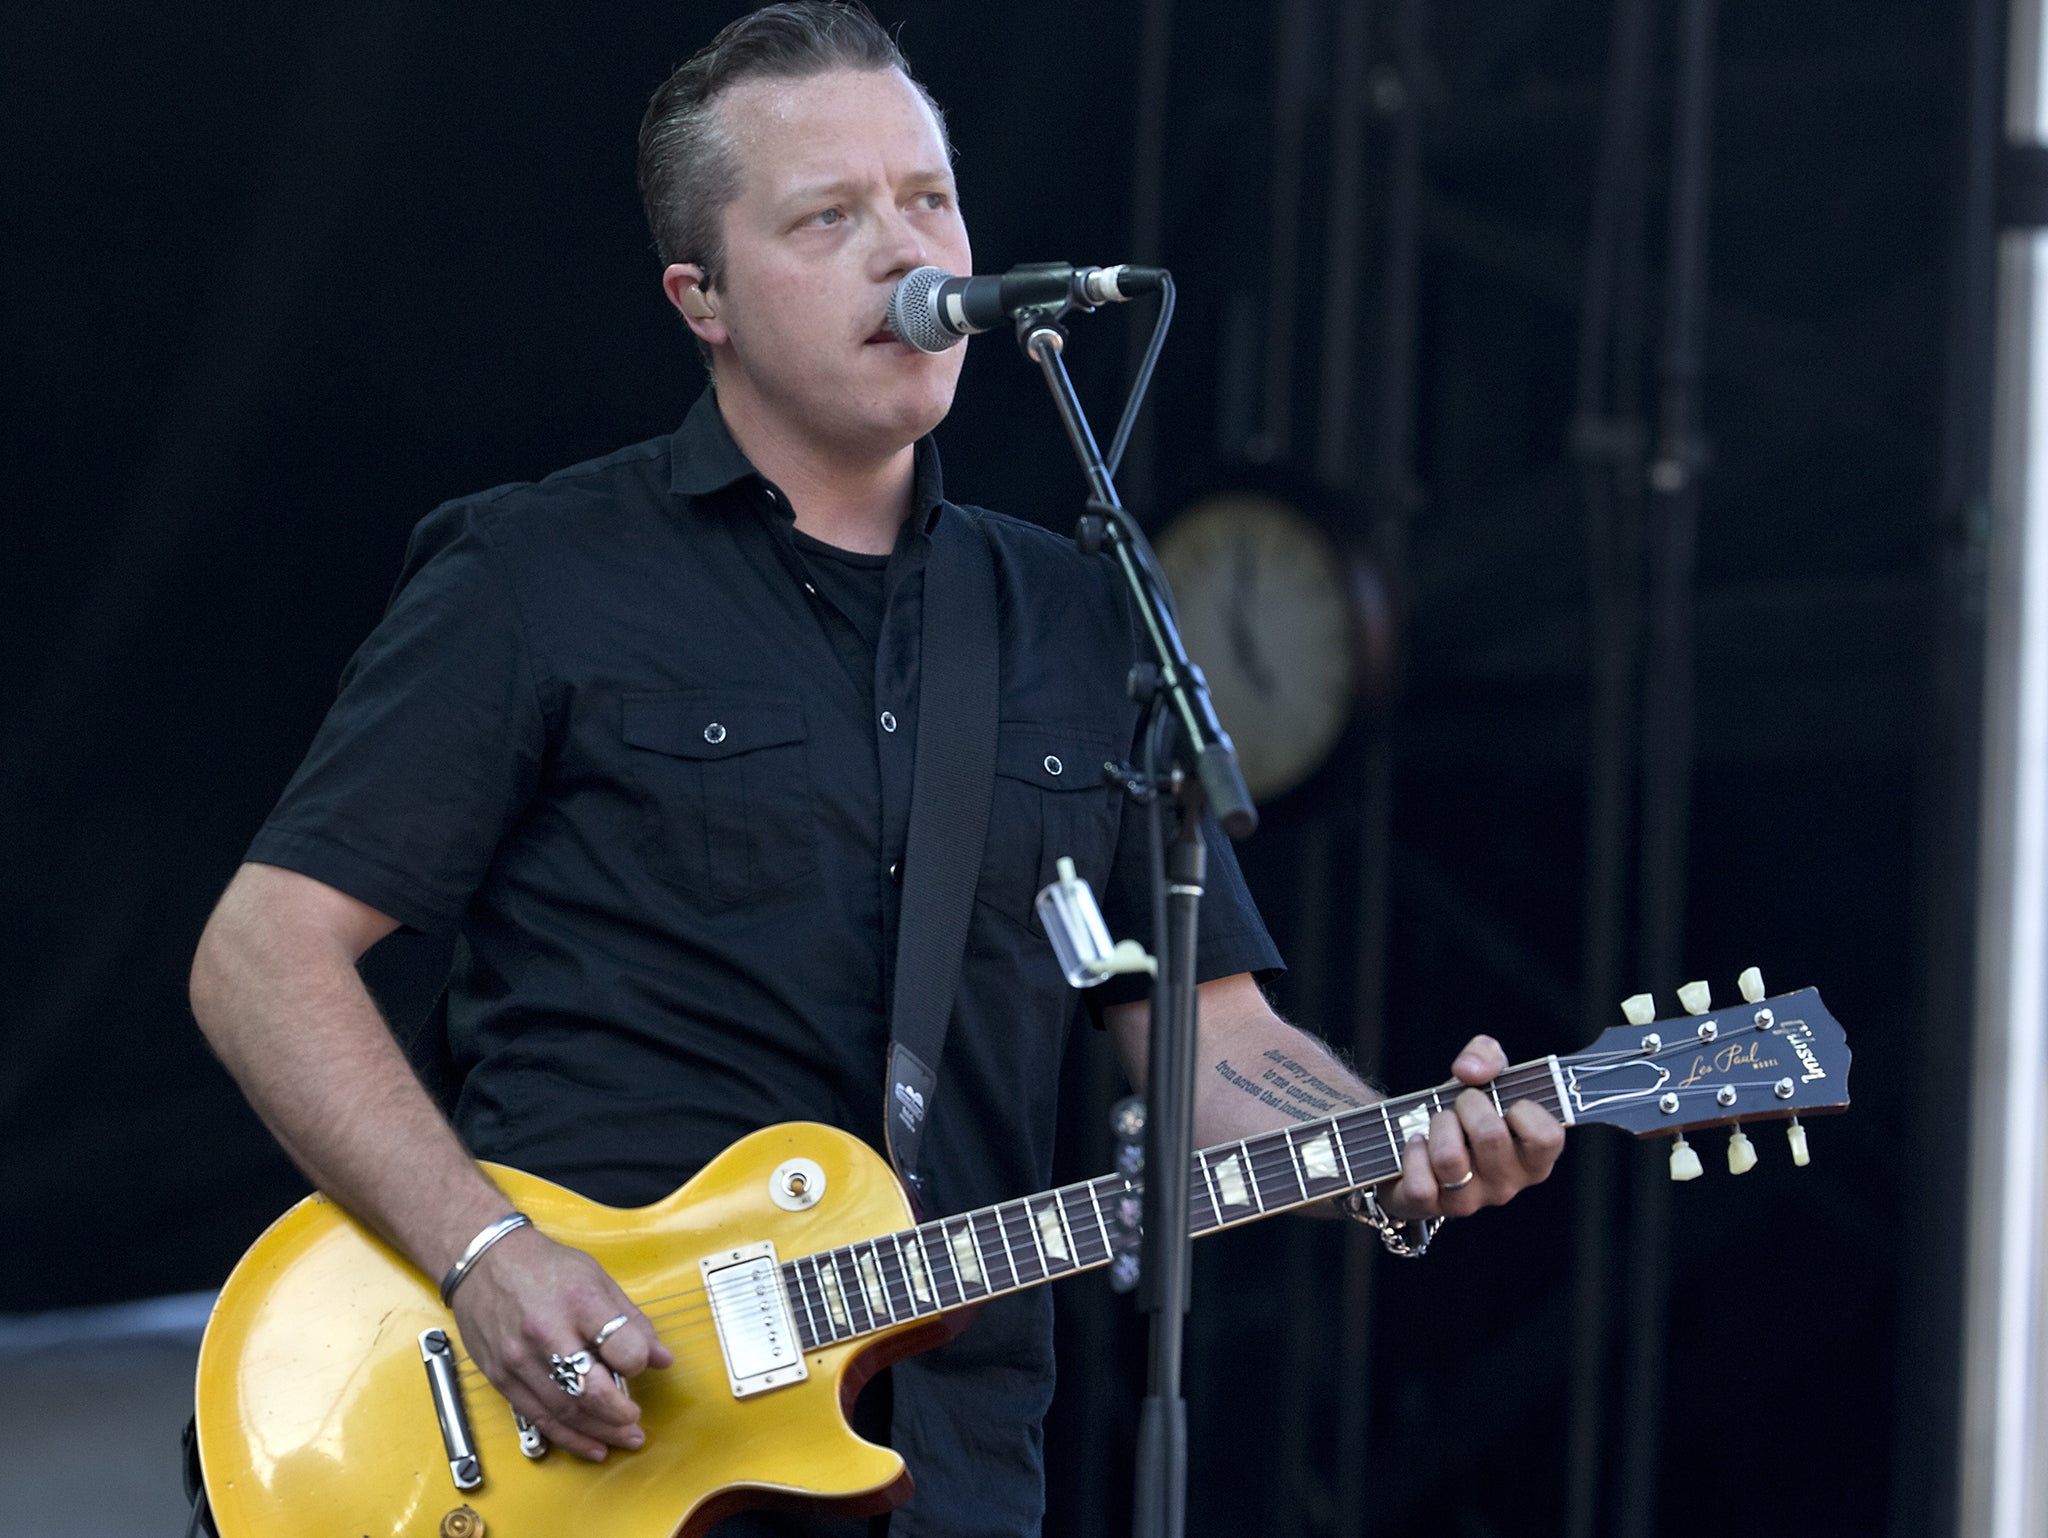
[886, 262, 1168, 353]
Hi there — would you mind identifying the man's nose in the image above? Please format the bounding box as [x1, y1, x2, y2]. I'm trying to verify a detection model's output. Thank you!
[874, 208, 930, 279]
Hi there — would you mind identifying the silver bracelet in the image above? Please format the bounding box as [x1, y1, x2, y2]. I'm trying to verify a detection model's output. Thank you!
[439, 1212, 531, 1305]
[1335, 1188, 1441, 1259]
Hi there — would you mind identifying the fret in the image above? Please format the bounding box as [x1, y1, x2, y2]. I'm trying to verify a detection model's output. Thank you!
[923, 1220, 965, 1307]
[1488, 1082, 1505, 1116]
[1083, 1179, 1117, 1259]
[815, 1253, 850, 1334]
[1061, 1194, 1085, 1266]
[785, 1260, 821, 1347]
[1281, 1129, 1309, 1201]
[949, 1217, 990, 1296]
[1210, 1147, 1251, 1211]
[879, 1241, 913, 1320]
[1331, 1114, 1358, 1186]
[854, 1245, 894, 1324]
[1239, 1140, 1266, 1211]
[1056, 1187, 1100, 1267]
[929, 1236, 958, 1302]
[986, 1205, 1023, 1291]
[938, 1221, 969, 1306]
[818, 1251, 853, 1333]
[894, 1233, 934, 1312]
[876, 1236, 907, 1317]
[1033, 1197, 1075, 1270]
[1378, 1102, 1401, 1169]
[1196, 1150, 1224, 1228]
[814, 1255, 846, 1340]
[1016, 1199, 1051, 1280]
[883, 1236, 918, 1317]
[834, 1250, 877, 1334]
[1337, 1113, 1378, 1186]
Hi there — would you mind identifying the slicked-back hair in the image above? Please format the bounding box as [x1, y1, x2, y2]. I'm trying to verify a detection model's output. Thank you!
[637, 2, 947, 298]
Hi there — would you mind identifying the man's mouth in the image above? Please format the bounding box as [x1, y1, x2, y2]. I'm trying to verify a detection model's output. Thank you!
[865, 326, 903, 345]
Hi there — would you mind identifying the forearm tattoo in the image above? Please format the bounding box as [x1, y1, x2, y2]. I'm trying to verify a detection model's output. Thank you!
[1213, 1046, 1374, 1124]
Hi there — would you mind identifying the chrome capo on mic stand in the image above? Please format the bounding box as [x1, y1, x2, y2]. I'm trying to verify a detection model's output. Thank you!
[1007, 275, 1256, 1538]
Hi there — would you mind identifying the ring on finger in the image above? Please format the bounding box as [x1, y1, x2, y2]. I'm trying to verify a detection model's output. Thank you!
[548, 1349, 595, 1396]
[1441, 1170, 1476, 1192]
[591, 1313, 631, 1351]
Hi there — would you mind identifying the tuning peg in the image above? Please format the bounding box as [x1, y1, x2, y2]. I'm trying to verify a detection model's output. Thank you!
[1787, 1118, 1810, 1167]
[1737, 967, 1765, 1004]
[1669, 1133, 1704, 1182]
[1621, 993, 1657, 1026]
[1677, 980, 1712, 1015]
[1726, 1126, 1757, 1174]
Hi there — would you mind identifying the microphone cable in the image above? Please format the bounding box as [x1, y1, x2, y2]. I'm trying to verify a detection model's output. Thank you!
[1104, 273, 1175, 486]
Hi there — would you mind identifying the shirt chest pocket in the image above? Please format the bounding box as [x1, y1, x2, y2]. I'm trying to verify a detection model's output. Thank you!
[621, 691, 817, 905]
[977, 724, 1123, 933]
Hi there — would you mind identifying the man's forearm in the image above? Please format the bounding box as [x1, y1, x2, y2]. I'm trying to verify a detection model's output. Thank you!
[189, 864, 508, 1281]
[1106, 972, 1381, 1147]
[1208, 1034, 1378, 1131]
[1196, 1005, 1380, 1145]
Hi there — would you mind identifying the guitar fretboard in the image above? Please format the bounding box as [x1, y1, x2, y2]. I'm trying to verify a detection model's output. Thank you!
[779, 1059, 1567, 1351]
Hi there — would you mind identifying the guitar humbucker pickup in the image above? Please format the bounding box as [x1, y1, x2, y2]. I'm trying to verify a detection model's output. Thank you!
[700, 1241, 808, 1399]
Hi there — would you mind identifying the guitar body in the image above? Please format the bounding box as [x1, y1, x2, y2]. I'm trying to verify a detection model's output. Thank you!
[195, 1123, 942, 1538]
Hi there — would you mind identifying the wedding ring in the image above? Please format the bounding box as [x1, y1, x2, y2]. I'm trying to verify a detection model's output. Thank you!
[591, 1313, 631, 1351]
[1441, 1171, 1476, 1192]
[548, 1349, 595, 1396]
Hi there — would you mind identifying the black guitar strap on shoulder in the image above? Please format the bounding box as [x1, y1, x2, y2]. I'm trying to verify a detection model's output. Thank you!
[885, 504, 999, 1211]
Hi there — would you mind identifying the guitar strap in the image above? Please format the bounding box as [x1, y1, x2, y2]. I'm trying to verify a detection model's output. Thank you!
[885, 504, 999, 1210]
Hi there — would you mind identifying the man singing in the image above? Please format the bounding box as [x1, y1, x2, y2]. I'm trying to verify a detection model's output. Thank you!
[188, 6, 1563, 1534]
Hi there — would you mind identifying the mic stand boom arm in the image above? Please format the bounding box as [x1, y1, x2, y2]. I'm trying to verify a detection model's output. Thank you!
[1014, 304, 1257, 1538]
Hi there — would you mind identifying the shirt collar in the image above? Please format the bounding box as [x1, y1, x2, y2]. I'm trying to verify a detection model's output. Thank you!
[668, 386, 950, 533]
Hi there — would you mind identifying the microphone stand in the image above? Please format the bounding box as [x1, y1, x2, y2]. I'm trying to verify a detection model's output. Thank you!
[1011, 300, 1257, 1538]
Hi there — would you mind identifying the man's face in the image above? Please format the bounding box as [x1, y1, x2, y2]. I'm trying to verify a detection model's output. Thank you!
[669, 68, 972, 463]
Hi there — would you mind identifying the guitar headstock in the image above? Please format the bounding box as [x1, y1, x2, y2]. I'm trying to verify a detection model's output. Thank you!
[1558, 969, 1850, 1179]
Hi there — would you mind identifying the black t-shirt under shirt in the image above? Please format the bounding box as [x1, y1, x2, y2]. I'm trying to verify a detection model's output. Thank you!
[792, 526, 890, 655]
[247, 391, 1281, 1538]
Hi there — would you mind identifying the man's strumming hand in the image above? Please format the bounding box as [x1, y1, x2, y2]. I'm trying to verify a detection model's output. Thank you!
[449, 1224, 674, 1461]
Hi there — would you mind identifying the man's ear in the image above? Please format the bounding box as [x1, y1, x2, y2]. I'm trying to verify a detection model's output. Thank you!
[661, 263, 727, 343]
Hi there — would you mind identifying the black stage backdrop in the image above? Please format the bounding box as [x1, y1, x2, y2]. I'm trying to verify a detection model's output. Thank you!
[3, 3, 1968, 1535]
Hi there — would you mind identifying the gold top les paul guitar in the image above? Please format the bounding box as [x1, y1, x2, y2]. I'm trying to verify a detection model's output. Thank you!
[194, 976, 1851, 1538]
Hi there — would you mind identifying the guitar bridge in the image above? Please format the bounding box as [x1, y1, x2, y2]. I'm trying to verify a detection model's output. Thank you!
[700, 1241, 808, 1399]
[418, 1329, 482, 1490]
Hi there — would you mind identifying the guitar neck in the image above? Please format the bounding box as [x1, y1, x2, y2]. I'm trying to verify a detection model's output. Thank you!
[778, 1060, 1570, 1352]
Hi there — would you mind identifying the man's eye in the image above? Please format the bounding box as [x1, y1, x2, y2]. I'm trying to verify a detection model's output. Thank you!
[917, 193, 949, 211]
[812, 207, 844, 227]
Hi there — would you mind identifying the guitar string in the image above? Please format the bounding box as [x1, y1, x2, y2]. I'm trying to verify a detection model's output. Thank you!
[447, 1196, 1112, 1385]
[441, 1167, 1158, 1377]
[446, 1039, 1805, 1386]
[445, 1064, 1573, 1383]
[445, 1174, 1175, 1386]
[450, 1063, 1583, 1387]
[447, 1108, 1437, 1390]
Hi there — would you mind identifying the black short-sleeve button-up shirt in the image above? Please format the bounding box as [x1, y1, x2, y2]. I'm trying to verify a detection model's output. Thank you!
[248, 389, 1281, 1537]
